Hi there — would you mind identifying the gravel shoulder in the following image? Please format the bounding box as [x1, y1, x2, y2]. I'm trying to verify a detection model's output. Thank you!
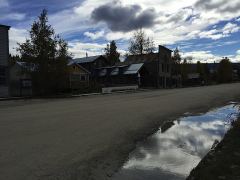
[0, 84, 240, 180]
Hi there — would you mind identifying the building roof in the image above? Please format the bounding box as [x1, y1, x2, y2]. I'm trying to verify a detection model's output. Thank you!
[15, 61, 36, 71]
[158, 45, 173, 52]
[123, 53, 159, 65]
[68, 61, 91, 74]
[124, 63, 144, 75]
[73, 55, 104, 64]
[0, 24, 11, 29]
[95, 63, 144, 77]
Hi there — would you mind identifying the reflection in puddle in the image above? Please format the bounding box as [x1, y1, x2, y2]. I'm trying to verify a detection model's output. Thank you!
[112, 104, 240, 180]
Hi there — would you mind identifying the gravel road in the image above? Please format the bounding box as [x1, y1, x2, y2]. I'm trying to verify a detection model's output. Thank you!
[1, 84, 240, 180]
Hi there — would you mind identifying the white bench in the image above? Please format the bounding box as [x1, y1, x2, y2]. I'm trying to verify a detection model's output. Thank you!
[102, 85, 139, 94]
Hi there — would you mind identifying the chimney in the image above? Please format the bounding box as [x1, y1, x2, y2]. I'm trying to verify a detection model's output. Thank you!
[86, 52, 88, 58]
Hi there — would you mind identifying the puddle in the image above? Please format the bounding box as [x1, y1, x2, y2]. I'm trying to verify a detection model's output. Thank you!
[112, 104, 240, 180]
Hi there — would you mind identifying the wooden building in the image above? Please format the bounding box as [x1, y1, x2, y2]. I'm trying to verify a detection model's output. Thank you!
[94, 63, 146, 86]
[68, 61, 90, 90]
[0, 24, 10, 97]
[9, 61, 91, 96]
[72, 46, 179, 88]
[72, 55, 109, 74]
[122, 45, 176, 88]
[9, 62, 33, 97]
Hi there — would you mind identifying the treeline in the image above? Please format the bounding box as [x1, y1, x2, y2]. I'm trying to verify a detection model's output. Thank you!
[181, 57, 234, 85]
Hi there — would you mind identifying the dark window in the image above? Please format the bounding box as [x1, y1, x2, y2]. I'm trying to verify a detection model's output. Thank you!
[71, 74, 80, 81]
[0, 66, 6, 85]
[81, 75, 86, 81]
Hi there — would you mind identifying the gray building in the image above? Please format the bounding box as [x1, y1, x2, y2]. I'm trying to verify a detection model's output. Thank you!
[0, 24, 10, 97]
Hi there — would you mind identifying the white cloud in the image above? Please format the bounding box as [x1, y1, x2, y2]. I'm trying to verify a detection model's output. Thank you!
[0, 13, 26, 21]
[193, 22, 240, 40]
[68, 40, 127, 58]
[68, 41, 106, 58]
[182, 51, 222, 63]
[223, 22, 240, 34]
[9, 28, 28, 55]
[6, 0, 240, 60]
[84, 30, 105, 40]
[181, 49, 240, 63]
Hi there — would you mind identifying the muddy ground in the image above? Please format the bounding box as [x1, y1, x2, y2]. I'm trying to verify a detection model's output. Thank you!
[0, 84, 240, 180]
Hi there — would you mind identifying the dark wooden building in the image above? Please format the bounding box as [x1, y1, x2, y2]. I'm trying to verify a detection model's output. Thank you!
[0, 24, 10, 97]
[122, 45, 176, 88]
[72, 55, 109, 74]
[94, 63, 147, 87]
[72, 46, 180, 88]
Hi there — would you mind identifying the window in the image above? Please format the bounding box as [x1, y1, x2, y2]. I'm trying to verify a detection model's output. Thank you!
[81, 75, 86, 81]
[0, 66, 6, 85]
[21, 79, 32, 88]
[162, 64, 164, 73]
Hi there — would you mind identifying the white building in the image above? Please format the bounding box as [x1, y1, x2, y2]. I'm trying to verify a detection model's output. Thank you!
[0, 24, 10, 97]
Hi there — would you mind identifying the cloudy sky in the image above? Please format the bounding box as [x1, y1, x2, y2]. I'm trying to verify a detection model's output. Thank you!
[0, 0, 240, 62]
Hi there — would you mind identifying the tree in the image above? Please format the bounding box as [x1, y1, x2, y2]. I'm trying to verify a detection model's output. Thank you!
[129, 29, 155, 55]
[217, 57, 232, 83]
[105, 40, 120, 65]
[17, 9, 70, 95]
[181, 59, 191, 84]
[196, 61, 202, 75]
[9, 54, 21, 66]
[172, 48, 182, 75]
[172, 48, 181, 64]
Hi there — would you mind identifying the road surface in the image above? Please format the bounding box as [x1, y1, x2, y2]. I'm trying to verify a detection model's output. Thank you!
[1, 84, 240, 180]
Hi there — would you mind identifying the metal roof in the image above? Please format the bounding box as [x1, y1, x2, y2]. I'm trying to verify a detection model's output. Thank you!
[124, 63, 144, 75]
[73, 55, 103, 64]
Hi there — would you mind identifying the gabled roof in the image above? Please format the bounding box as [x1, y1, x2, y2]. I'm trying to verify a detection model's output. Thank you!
[73, 55, 105, 64]
[68, 61, 91, 74]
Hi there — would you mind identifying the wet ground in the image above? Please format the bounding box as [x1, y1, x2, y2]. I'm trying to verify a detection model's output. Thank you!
[112, 103, 240, 180]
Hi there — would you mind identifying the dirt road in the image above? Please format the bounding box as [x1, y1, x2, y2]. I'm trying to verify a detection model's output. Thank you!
[1, 84, 240, 180]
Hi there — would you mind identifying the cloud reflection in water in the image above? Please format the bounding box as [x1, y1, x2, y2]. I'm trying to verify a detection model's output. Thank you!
[112, 104, 240, 180]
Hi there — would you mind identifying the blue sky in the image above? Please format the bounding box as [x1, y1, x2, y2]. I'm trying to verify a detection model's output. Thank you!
[0, 0, 240, 62]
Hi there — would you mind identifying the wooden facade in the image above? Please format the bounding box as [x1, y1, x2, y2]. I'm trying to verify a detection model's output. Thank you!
[68, 62, 90, 90]
[122, 45, 175, 88]
[72, 46, 180, 88]
[72, 55, 109, 74]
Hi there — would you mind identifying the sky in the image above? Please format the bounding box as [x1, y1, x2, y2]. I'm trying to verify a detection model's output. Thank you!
[0, 0, 240, 63]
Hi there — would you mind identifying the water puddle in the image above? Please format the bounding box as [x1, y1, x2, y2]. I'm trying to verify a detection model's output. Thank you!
[112, 103, 240, 180]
